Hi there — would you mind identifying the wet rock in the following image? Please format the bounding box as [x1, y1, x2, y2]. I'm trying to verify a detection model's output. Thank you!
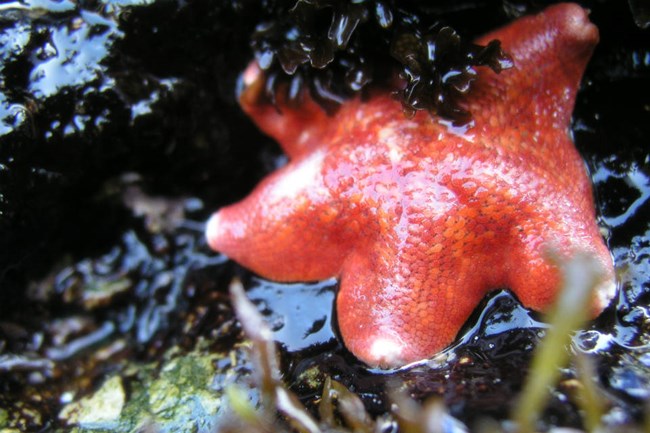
[58, 375, 126, 429]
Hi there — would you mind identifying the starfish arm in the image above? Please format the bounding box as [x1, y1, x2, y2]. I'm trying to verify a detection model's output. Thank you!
[239, 62, 332, 159]
[336, 229, 492, 368]
[469, 3, 598, 133]
[505, 205, 616, 314]
[206, 150, 352, 281]
[336, 171, 615, 368]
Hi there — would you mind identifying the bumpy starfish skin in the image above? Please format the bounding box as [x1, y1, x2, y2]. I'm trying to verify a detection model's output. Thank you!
[207, 3, 616, 368]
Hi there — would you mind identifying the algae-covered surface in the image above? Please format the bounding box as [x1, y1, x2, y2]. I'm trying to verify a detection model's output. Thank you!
[55, 341, 254, 433]
[1, 1, 649, 432]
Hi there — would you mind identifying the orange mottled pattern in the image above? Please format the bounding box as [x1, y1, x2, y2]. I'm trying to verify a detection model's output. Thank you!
[207, 3, 616, 368]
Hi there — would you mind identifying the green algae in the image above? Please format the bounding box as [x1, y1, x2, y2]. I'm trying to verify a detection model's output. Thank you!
[0, 408, 8, 427]
[147, 351, 223, 428]
[55, 339, 254, 433]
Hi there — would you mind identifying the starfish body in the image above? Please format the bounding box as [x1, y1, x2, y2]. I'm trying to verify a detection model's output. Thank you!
[207, 3, 616, 368]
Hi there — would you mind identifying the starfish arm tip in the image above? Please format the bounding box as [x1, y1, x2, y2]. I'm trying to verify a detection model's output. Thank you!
[362, 337, 409, 369]
[556, 3, 599, 42]
[205, 212, 223, 252]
